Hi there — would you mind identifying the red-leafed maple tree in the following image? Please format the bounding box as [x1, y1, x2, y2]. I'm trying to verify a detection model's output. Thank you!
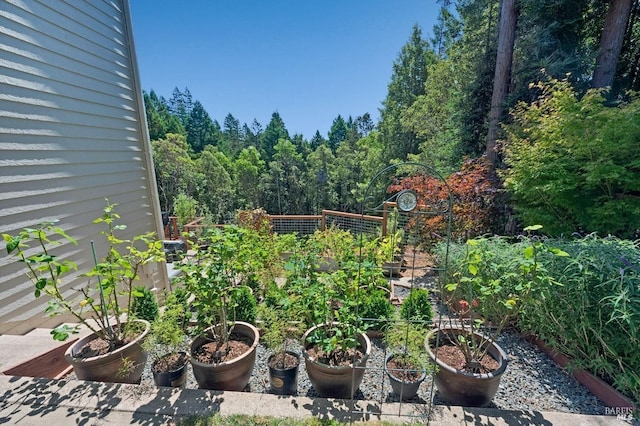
[388, 157, 499, 248]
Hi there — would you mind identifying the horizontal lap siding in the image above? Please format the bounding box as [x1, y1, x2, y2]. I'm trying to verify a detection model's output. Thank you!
[0, 0, 168, 333]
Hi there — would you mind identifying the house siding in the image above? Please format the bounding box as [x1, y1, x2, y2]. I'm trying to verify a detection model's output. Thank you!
[0, 0, 168, 334]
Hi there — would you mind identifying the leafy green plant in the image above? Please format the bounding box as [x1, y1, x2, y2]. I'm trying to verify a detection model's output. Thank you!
[173, 192, 198, 229]
[284, 247, 364, 365]
[439, 225, 568, 374]
[385, 319, 431, 377]
[259, 304, 302, 369]
[230, 286, 257, 324]
[144, 290, 188, 364]
[308, 225, 356, 265]
[502, 77, 640, 238]
[517, 234, 640, 403]
[176, 226, 259, 350]
[376, 231, 403, 264]
[3, 200, 166, 347]
[131, 285, 159, 322]
[400, 288, 433, 324]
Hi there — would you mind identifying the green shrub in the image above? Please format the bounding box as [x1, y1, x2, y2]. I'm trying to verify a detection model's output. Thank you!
[131, 286, 158, 321]
[503, 77, 640, 238]
[359, 287, 394, 331]
[400, 288, 433, 323]
[230, 285, 257, 324]
[519, 234, 640, 403]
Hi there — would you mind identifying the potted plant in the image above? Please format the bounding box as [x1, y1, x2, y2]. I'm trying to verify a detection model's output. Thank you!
[259, 304, 302, 395]
[377, 231, 403, 277]
[3, 200, 165, 383]
[307, 225, 355, 272]
[145, 290, 190, 387]
[426, 225, 568, 406]
[384, 320, 430, 400]
[346, 260, 393, 335]
[178, 226, 260, 391]
[293, 260, 371, 399]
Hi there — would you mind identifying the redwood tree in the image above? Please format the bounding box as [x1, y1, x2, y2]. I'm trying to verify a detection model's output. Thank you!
[592, 0, 633, 89]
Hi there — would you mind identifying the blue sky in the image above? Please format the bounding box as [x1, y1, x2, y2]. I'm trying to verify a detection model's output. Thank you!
[129, 1, 441, 140]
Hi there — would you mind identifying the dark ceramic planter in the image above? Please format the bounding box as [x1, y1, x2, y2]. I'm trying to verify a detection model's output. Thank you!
[302, 323, 371, 399]
[152, 351, 189, 387]
[267, 350, 300, 395]
[384, 353, 426, 400]
[190, 321, 259, 391]
[426, 327, 508, 407]
[64, 319, 150, 384]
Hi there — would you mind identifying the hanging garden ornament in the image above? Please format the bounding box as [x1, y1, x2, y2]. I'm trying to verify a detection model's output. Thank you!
[396, 189, 418, 212]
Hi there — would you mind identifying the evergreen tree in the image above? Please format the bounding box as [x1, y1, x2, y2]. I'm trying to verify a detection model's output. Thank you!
[260, 112, 289, 162]
[306, 144, 338, 213]
[327, 115, 348, 151]
[168, 87, 193, 128]
[221, 113, 243, 157]
[186, 101, 221, 152]
[235, 146, 265, 209]
[378, 25, 436, 162]
[143, 90, 184, 140]
[310, 130, 327, 150]
[259, 139, 304, 214]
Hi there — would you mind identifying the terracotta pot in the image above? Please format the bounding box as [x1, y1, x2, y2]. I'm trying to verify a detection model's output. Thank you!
[267, 350, 300, 395]
[425, 327, 508, 407]
[152, 351, 189, 387]
[384, 353, 426, 400]
[64, 319, 150, 384]
[190, 321, 259, 391]
[302, 323, 371, 398]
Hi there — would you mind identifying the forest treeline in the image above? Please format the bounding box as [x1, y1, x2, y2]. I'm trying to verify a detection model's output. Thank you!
[145, 0, 640, 238]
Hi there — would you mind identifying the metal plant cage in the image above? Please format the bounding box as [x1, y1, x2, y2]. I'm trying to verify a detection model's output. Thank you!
[345, 162, 454, 422]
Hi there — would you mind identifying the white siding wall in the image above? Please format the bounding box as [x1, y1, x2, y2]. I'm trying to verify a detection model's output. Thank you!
[0, 0, 169, 334]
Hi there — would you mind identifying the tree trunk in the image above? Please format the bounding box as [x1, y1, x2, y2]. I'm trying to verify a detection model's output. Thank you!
[592, 0, 633, 89]
[486, 0, 518, 168]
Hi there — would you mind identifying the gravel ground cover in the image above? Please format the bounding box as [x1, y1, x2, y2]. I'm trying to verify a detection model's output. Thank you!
[136, 269, 609, 417]
[141, 282, 606, 414]
[139, 326, 608, 416]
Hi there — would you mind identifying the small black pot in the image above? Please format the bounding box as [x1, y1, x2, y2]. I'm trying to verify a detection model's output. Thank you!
[384, 353, 426, 400]
[268, 351, 300, 395]
[152, 352, 189, 388]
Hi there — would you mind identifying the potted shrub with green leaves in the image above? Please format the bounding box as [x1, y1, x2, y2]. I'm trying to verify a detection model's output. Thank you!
[259, 304, 302, 395]
[377, 231, 404, 277]
[291, 257, 371, 399]
[427, 226, 568, 406]
[178, 226, 260, 391]
[3, 201, 165, 384]
[308, 225, 355, 272]
[384, 320, 431, 400]
[145, 289, 190, 387]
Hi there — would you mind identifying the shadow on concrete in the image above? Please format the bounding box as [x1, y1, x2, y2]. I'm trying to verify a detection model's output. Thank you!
[127, 386, 224, 425]
[0, 375, 123, 425]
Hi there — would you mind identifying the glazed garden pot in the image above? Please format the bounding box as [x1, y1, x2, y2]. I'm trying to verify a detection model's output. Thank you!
[64, 319, 150, 384]
[190, 321, 259, 391]
[302, 323, 371, 399]
[426, 327, 508, 407]
[267, 350, 300, 395]
[384, 353, 426, 400]
[152, 351, 189, 387]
